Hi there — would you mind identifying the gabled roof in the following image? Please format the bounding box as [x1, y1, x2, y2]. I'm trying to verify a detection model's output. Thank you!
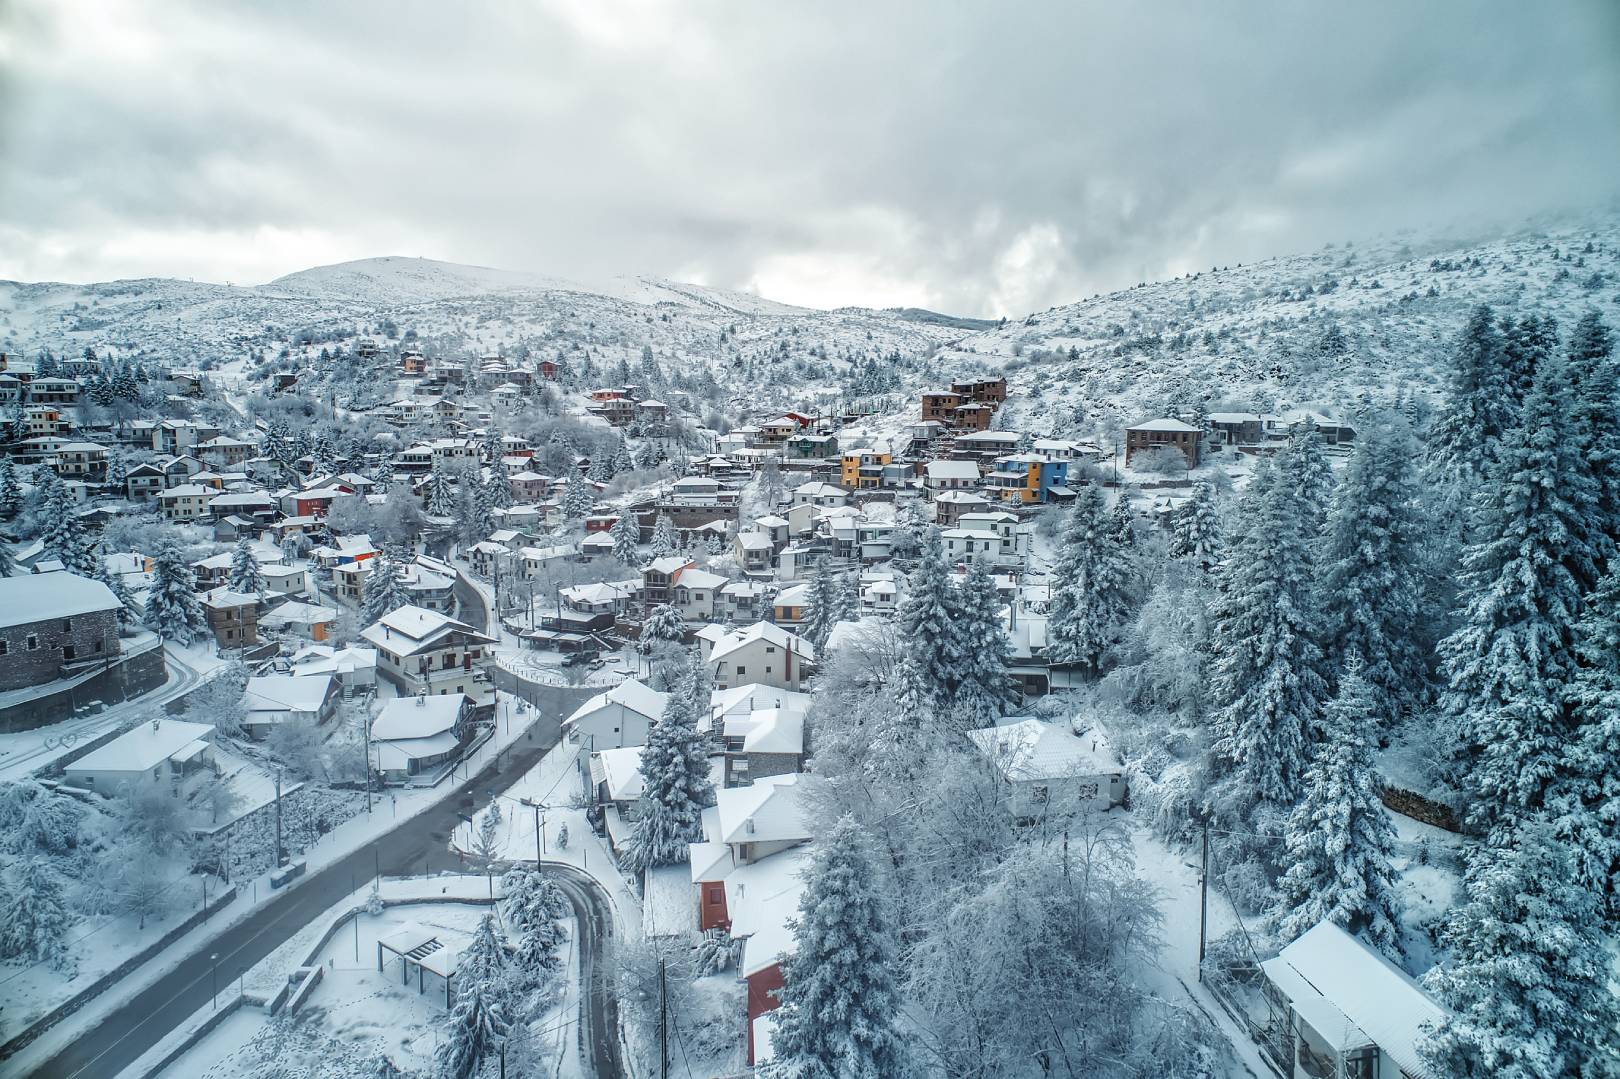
[712, 773, 815, 847]
[1127, 417, 1200, 432]
[967, 717, 1118, 780]
[589, 746, 645, 802]
[1262, 921, 1446, 1079]
[66, 719, 214, 775]
[564, 678, 669, 729]
[243, 674, 334, 715]
[359, 605, 494, 655]
[709, 622, 816, 665]
[372, 694, 465, 741]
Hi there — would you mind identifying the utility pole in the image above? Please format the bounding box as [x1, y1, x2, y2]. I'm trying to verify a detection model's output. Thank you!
[363, 709, 373, 816]
[659, 958, 669, 1079]
[273, 768, 284, 867]
[1198, 821, 1210, 981]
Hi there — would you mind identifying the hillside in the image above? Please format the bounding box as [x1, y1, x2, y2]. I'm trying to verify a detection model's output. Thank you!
[945, 216, 1620, 443]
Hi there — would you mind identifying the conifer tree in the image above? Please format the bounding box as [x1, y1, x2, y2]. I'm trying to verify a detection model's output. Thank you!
[622, 669, 713, 874]
[1548, 568, 1620, 910]
[1440, 355, 1599, 832]
[611, 434, 636, 475]
[1315, 420, 1427, 722]
[1500, 312, 1557, 421]
[93, 545, 137, 624]
[0, 539, 16, 578]
[561, 470, 593, 520]
[144, 539, 204, 644]
[1272, 656, 1402, 954]
[799, 558, 842, 649]
[104, 447, 128, 492]
[770, 816, 908, 1078]
[40, 475, 97, 576]
[1565, 310, 1618, 556]
[951, 558, 1016, 726]
[1206, 458, 1326, 824]
[1168, 479, 1221, 571]
[895, 527, 960, 707]
[648, 514, 677, 558]
[483, 469, 511, 510]
[1426, 304, 1515, 491]
[361, 557, 411, 625]
[1423, 819, 1620, 1079]
[228, 538, 265, 595]
[1282, 419, 1335, 543]
[435, 913, 510, 1079]
[1047, 483, 1134, 674]
[0, 857, 73, 969]
[609, 511, 639, 565]
[426, 457, 456, 517]
[0, 458, 20, 518]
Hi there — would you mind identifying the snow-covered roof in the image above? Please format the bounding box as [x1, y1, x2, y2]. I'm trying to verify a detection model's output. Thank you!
[65, 719, 214, 776]
[0, 572, 121, 629]
[966, 717, 1118, 781]
[259, 601, 338, 627]
[360, 605, 493, 654]
[589, 745, 645, 802]
[726, 844, 812, 977]
[647, 555, 691, 575]
[372, 694, 465, 741]
[290, 644, 377, 675]
[678, 568, 728, 591]
[774, 583, 811, 607]
[926, 459, 980, 480]
[243, 674, 334, 716]
[725, 707, 806, 755]
[754, 514, 789, 528]
[1261, 922, 1446, 1079]
[1127, 417, 1200, 432]
[712, 773, 815, 847]
[735, 532, 772, 551]
[709, 622, 816, 665]
[565, 678, 668, 728]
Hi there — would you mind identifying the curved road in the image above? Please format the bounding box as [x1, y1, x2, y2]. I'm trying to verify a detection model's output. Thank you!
[23, 681, 596, 1079]
[547, 863, 625, 1079]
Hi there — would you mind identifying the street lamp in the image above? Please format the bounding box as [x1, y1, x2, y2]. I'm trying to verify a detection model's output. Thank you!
[211, 953, 220, 1009]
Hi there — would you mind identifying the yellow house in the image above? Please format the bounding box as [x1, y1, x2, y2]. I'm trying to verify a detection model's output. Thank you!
[840, 449, 892, 489]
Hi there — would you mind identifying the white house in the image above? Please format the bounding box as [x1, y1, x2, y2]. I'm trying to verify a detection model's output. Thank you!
[360, 605, 497, 701]
[64, 719, 215, 792]
[241, 674, 341, 737]
[1261, 921, 1446, 1079]
[562, 678, 668, 751]
[289, 644, 379, 695]
[370, 693, 470, 784]
[705, 622, 816, 691]
[966, 716, 1123, 817]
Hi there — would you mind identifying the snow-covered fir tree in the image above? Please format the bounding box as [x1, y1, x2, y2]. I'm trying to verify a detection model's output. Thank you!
[799, 557, 842, 649]
[0, 857, 73, 969]
[950, 558, 1016, 727]
[1282, 419, 1336, 542]
[1205, 456, 1326, 828]
[609, 510, 639, 565]
[1272, 656, 1402, 955]
[561, 470, 594, 519]
[895, 527, 960, 709]
[227, 538, 265, 594]
[1426, 304, 1516, 492]
[621, 667, 713, 874]
[1423, 818, 1620, 1079]
[1439, 354, 1600, 832]
[1548, 567, 1620, 911]
[425, 456, 456, 517]
[94, 545, 137, 624]
[1500, 312, 1557, 423]
[647, 513, 677, 558]
[1564, 310, 1618, 557]
[768, 815, 908, 1078]
[0, 539, 15, 578]
[0, 458, 20, 518]
[1315, 419, 1427, 724]
[144, 540, 204, 644]
[611, 433, 636, 475]
[40, 473, 98, 576]
[104, 447, 128, 492]
[1168, 479, 1221, 571]
[638, 603, 685, 654]
[1047, 483, 1134, 673]
[361, 556, 411, 625]
[435, 913, 511, 1079]
[483, 469, 511, 510]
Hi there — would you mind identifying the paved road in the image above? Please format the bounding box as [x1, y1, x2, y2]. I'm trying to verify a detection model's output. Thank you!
[548, 863, 625, 1079]
[23, 682, 595, 1079]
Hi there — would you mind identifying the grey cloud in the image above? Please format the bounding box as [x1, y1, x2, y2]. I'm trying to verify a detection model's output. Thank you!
[1, 0, 1616, 314]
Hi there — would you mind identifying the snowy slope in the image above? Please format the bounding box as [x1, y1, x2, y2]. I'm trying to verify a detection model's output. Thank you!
[943, 215, 1620, 440]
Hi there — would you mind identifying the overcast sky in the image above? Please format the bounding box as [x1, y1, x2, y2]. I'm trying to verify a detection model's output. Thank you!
[1, 1, 1617, 315]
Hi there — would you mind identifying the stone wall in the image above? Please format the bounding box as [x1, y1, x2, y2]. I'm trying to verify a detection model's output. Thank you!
[0, 642, 167, 734]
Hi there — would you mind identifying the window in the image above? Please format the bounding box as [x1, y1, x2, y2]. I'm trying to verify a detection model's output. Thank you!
[765, 645, 776, 654]
[736, 666, 746, 676]
[62, 618, 72, 632]
[63, 645, 75, 661]
[26, 634, 38, 651]
[0, 641, 6, 655]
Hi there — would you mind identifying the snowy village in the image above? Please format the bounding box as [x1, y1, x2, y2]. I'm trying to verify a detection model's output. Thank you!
[1, 5, 1618, 1079]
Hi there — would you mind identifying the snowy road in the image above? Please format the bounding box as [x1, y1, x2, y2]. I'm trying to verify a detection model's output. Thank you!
[547, 863, 625, 1079]
[0, 644, 206, 782]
